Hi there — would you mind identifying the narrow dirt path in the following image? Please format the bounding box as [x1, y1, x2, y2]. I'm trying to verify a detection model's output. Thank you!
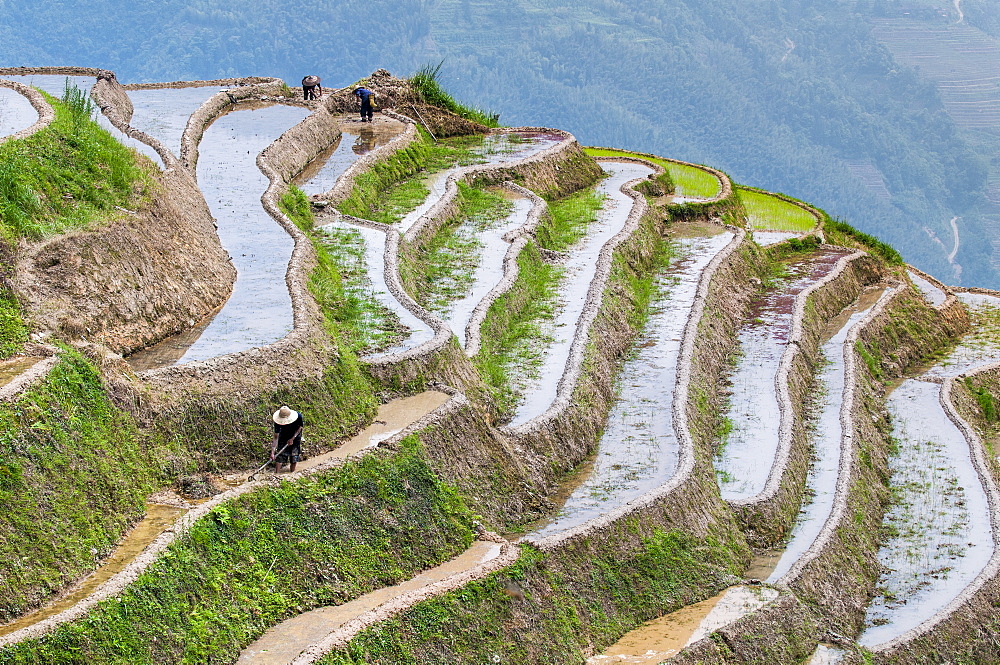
[0, 391, 450, 647]
[238, 540, 505, 664]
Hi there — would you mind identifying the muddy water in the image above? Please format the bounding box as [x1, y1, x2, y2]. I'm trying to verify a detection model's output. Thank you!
[0, 356, 45, 388]
[0, 86, 38, 138]
[397, 131, 563, 233]
[237, 540, 502, 664]
[294, 118, 406, 195]
[859, 293, 1000, 646]
[124, 86, 226, 164]
[0, 504, 184, 637]
[908, 269, 947, 307]
[716, 249, 849, 500]
[444, 192, 533, 348]
[318, 221, 435, 358]
[528, 230, 735, 538]
[509, 161, 655, 426]
[588, 586, 779, 664]
[767, 288, 888, 582]
[126, 103, 310, 368]
[807, 645, 848, 664]
[123, 305, 222, 371]
[753, 230, 799, 247]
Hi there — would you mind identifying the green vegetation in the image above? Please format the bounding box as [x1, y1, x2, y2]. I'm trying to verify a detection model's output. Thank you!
[0, 84, 147, 242]
[410, 62, 500, 127]
[964, 378, 998, 424]
[0, 348, 156, 622]
[0, 289, 27, 360]
[825, 217, 904, 266]
[280, 186, 403, 353]
[737, 187, 817, 233]
[318, 528, 745, 664]
[402, 183, 513, 315]
[585, 148, 718, 199]
[0, 436, 476, 664]
[336, 130, 486, 224]
[473, 188, 603, 417]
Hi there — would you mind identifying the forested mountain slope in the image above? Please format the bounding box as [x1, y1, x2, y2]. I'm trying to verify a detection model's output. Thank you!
[1, 0, 996, 287]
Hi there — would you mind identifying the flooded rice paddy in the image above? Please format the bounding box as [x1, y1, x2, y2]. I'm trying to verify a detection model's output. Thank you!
[528, 230, 734, 538]
[0, 86, 38, 138]
[237, 540, 503, 664]
[443, 192, 533, 349]
[509, 161, 655, 426]
[294, 118, 406, 196]
[716, 249, 849, 500]
[908, 269, 948, 308]
[397, 131, 563, 234]
[767, 288, 888, 582]
[859, 292, 1000, 646]
[124, 86, 226, 163]
[320, 221, 435, 358]
[753, 230, 800, 247]
[128, 103, 311, 368]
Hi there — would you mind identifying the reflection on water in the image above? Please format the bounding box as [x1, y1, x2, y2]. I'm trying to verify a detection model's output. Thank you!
[125, 86, 226, 164]
[860, 292, 1000, 646]
[510, 161, 656, 426]
[716, 249, 849, 501]
[0, 87, 38, 138]
[295, 119, 405, 196]
[767, 288, 888, 582]
[529, 230, 734, 538]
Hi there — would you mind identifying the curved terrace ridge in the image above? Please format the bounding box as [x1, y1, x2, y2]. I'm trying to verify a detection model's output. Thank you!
[0, 79, 54, 144]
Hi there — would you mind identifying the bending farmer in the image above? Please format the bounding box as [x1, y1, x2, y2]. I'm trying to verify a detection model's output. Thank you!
[354, 85, 374, 122]
[302, 75, 322, 100]
[271, 405, 304, 472]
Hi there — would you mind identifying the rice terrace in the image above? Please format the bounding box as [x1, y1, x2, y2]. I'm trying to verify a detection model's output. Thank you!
[1, 65, 1000, 665]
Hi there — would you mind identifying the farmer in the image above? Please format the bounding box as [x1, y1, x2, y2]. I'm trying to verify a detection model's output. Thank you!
[301, 75, 322, 100]
[271, 405, 304, 472]
[353, 84, 374, 122]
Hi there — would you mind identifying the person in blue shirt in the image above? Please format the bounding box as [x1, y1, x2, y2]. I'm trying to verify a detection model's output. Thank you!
[353, 85, 374, 122]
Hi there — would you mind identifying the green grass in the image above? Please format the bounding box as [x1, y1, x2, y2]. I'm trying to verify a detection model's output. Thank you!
[0, 288, 27, 360]
[280, 186, 405, 353]
[584, 147, 721, 199]
[337, 130, 487, 225]
[317, 528, 746, 664]
[410, 62, 500, 128]
[0, 83, 148, 242]
[736, 187, 818, 232]
[473, 187, 604, 417]
[824, 217, 904, 265]
[0, 436, 476, 664]
[0, 348, 158, 623]
[403, 184, 513, 315]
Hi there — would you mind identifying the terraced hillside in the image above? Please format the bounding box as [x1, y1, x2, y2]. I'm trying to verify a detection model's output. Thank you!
[0, 67, 997, 665]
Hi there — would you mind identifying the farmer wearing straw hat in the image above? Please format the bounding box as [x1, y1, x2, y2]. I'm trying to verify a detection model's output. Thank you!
[271, 405, 304, 472]
[301, 75, 321, 100]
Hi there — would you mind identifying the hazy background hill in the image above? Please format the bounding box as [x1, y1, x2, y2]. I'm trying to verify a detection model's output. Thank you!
[2, 0, 999, 287]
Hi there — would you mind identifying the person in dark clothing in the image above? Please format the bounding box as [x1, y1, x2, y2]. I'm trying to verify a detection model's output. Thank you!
[302, 75, 322, 101]
[353, 85, 374, 122]
[271, 405, 304, 472]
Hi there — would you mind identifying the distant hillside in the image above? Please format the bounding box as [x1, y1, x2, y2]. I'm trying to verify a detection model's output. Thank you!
[2, 0, 997, 287]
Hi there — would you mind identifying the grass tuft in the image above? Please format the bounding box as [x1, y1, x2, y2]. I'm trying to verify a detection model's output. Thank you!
[410, 62, 500, 128]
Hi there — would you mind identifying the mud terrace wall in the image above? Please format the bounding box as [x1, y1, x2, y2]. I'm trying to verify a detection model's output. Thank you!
[0, 79, 53, 144]
[729, 250, 883, 547]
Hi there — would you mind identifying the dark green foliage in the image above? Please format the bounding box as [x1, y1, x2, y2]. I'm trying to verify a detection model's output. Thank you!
[0, 289, 27, 360]
[318, 528, 744, 664]
[411, 62, 499, 127]
[0, 436, 475, 664]
[964, 377, 998, 423]
[826, 217, 904, 265]
[0, 85, 147, 241]
[0, 349, 157, 622]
